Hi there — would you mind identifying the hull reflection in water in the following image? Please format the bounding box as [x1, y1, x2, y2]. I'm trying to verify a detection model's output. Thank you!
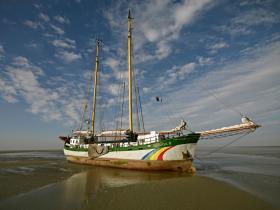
[0, 166, 189, 210]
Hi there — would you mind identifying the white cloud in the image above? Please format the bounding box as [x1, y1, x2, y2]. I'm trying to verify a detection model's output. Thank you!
[54, 15, 70, 24]
[0, 78, 18, 103]
[0, 45, 5, 60]
[142, 39, 280, 142]
[209, 42, 229, 50]
[107, 84, 120, 96]
[33, 3, 42, 9]
[24, 20, 39, 29]
[104, 0, 213, 62]
[208, 41, 229, 54]
[2, 64, 61, 121]
[142, 87, 151, 93]
[13, 56, 29, 67]
[218, 8, 279, 36]
[55, 51, 81, 63]
[64, 103, 80, 123]
[12, 56, 44, 76]
[26, 43, 39, 48]
[157, 62, 196, 88]
[0, 56, 88, 124]
[218, 24, 252, 36]
[104, 57, 120, 70]
[139, 0, 212, 59]
[52, 38, 76, 49]
[38, 13, 50, 22]
[232, 8, 279, 26]
[197, 56, 213, 65]
[50, 24, 65, 35]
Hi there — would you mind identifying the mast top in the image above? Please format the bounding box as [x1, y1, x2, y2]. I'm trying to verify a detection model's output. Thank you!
[128, 9, 131, 19]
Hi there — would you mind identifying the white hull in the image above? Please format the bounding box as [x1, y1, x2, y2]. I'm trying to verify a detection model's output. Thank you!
[63, 149, 88, 157]
[64, 143, 197, 161]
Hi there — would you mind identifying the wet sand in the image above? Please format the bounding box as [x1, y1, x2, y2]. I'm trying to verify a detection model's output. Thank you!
[0, 151, 88, 200]
[0, 149, 279, 210]
[0, 169, 276, 210]
[82, 176, 276, 210]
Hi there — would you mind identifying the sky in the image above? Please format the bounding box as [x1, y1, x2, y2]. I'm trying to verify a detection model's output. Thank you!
[0, 0, 279, 150]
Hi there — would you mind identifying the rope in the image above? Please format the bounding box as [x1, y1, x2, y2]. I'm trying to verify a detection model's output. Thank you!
[114, 73, 124, 132]
[137, 87, 145, 132]
[198, 131, 250, 158]
[155, 95, 175, 126]
[133, 69, 141, 131]
[130, 33, 141, 132]
[120, 82, 125, 130]
[201, 85, 243, 117]
[79, 71, 92, 130]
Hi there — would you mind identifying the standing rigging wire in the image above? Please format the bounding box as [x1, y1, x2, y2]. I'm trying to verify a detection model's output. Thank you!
[166, 97, 185, 122]
[196, 131, 251, 160]
[113, 60, 130, 133]
[97, 72, 106, 132]
[92, 39, 110, 132]
[79, 75, 92, 130]
[130, 20, 142, 132]
[137, 87, 145, 132]
[188, 84, 249, 136]
[200, 84, 244, 117]
[110, 35, 130, 132]
[155, 95, 183, 128]
[132, 65, 141, 131]
[120, 82, 126, 130]
[114, 73, 125, 132]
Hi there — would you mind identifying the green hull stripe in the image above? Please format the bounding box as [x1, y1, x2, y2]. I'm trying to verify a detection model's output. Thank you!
[110, 133, 200, 152]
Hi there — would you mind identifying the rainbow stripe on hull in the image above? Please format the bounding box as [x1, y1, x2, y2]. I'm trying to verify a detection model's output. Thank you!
[141, 146, 173, 160]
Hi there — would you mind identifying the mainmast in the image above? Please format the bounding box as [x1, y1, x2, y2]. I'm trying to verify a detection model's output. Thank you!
[92, 39, 100, 134]
[128, 9, 133, 131]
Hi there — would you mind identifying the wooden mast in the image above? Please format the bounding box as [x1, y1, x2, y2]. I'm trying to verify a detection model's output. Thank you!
[128, 9, 133, 131]
[92, 39, 100, 134]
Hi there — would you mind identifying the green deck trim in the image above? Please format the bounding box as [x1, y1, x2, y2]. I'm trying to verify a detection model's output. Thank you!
[110, 133, 200, 152]
[64, 146, 88, 152]
[64, 133, 200, 153]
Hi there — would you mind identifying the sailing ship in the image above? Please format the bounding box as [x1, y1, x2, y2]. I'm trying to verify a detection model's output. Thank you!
[60, 10, 260, 173]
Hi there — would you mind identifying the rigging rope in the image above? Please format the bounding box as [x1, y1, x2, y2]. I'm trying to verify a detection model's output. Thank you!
[156, 95, 184, 128]
[201, 85, 244, 117]
[130, 37, 141, 131]
[137, 87, 145, 132]
[79, 71, 92, 130]
[133, 68, 141, 131]
[198, 131, 251, 158]
[114, 73, 124, 132]
[96, 51, 105, 133]
[120, 82, 125, 130]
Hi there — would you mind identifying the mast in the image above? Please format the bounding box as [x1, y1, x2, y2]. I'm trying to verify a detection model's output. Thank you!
[92, 39, 100, 134]
[128, 9, 133, 131]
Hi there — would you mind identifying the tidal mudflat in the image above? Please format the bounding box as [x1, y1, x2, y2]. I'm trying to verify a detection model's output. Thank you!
[0, 147, 279, 210]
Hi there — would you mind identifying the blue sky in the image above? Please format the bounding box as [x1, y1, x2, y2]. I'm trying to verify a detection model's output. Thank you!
[0, 0, 279, 150]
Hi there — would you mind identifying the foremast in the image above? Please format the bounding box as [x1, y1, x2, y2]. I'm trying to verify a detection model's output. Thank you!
[92, 40, 100, 135]
[128, 10, 133, 132]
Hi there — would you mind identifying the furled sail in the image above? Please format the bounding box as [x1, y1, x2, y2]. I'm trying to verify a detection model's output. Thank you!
[73, 130, 93, 136]
[98, 130, 128, 136]
[159, 120, 188, 134]
[198, 117, 261, 139]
